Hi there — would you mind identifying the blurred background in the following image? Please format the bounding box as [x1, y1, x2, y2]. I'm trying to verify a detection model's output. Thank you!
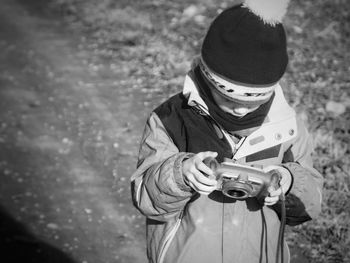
[0, 0, 349, 262]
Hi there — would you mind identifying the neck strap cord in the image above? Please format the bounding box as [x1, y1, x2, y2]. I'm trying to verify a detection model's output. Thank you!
[276, 192, 286, 263]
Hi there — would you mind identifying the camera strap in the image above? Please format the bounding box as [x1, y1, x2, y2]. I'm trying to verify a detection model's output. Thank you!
[276, 193, 286, 263]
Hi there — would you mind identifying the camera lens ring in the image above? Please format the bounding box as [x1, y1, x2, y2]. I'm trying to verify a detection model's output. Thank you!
[222, 181, 254, 200]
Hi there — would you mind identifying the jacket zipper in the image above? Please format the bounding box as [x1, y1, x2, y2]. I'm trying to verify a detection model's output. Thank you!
[158, 210, 184, 263]
[193, 104, 245, 159]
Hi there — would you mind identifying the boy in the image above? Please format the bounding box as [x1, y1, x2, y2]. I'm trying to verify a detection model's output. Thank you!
[131, 0, 323, 262]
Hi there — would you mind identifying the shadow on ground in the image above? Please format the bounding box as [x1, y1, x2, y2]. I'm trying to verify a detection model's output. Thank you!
[0, 205, 77, 263]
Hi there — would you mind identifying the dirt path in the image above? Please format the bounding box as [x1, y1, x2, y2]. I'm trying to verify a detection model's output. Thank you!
[0, 0, 148, 262]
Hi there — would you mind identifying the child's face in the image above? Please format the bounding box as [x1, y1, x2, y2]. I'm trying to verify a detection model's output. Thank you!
[210, 88, 272, 117]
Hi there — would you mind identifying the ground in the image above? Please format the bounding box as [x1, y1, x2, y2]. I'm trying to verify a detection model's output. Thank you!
[0, 0, 347, 262]
[0, 0, 148, 262]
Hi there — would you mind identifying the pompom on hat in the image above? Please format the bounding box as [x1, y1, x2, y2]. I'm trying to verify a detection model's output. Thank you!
[201, 0, 290, 101]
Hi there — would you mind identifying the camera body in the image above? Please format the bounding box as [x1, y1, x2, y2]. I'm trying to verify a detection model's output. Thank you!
[204, 158, 281, 200]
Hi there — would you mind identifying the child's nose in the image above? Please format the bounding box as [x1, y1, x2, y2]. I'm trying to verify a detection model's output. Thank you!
[231, 107, 250, 116]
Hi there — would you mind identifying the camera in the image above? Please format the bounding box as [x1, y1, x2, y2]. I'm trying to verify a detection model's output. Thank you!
[204, 158, 281, 200]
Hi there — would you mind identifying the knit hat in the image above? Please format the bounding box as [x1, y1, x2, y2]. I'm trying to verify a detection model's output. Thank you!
[201, 0, 290, 103]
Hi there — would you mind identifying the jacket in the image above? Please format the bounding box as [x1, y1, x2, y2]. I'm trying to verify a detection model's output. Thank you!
[131, 72, 323, 263]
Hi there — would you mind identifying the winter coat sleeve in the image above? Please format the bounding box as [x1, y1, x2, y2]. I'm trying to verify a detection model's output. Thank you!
[274, 116, 323, 226]
[131, 112, 195, 222]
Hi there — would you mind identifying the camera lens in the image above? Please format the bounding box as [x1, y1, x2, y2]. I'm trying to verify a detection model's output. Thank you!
[225, 189, 248, 199]
[222, 181, 253, 200]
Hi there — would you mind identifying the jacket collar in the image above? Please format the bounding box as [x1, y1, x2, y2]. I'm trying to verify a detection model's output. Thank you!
[182, 72, 298, 160]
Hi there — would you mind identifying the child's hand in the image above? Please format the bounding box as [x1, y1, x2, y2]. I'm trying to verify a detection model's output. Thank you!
[182, 151, 218, 195]
[263, 165, 292, 206]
